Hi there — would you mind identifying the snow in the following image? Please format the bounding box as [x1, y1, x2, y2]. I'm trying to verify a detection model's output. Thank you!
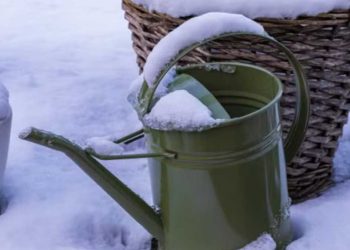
[1, 0, 350, 250]
[239, 234, 276, 250]
[333, 121, 350, 182]
[18, 127, 33, 139]
[143, 13, 265, 86]
[127, 75, 145, 108]
[131, 0, 350, 19]
[84, 136, 124, 156]
[127, 68, 176, 108]
[0, 83, 10, 120]
[287, 180, 350, 250]
[143, 90, 218, 131]
[0, 83, 9, 100]
[0, 1, 150, 250]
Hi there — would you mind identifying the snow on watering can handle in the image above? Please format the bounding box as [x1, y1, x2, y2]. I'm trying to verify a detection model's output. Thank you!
[138, 25, 310, 163]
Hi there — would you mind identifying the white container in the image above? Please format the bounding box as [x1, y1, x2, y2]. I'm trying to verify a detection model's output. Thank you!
[0, 83, 11, 184]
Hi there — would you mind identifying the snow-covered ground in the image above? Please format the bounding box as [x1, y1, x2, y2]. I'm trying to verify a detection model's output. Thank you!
[0, 1, 149, 250]
[0, 0, 350, 249]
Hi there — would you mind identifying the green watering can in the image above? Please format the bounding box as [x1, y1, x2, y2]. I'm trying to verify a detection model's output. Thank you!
[20, 19, 310, 250]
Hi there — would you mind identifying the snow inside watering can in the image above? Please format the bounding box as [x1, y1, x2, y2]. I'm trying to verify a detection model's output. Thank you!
[20, 13, 310, 250]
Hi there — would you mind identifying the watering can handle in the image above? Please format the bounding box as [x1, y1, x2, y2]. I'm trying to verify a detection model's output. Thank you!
[139, 32, 310, 163]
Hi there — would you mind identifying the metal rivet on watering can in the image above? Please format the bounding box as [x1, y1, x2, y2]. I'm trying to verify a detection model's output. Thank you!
[20, 14, 310, 250]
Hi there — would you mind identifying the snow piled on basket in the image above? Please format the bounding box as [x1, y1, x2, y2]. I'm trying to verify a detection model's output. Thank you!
[143, 90, 219, 131]
[0, 82, 10, 120]
[239, 233, 276, 250]
[143, 13, 265, 86]
[131, 0, 350, 19]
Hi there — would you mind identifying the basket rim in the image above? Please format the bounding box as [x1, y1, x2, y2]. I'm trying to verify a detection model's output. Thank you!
[123, 0, 350, 24]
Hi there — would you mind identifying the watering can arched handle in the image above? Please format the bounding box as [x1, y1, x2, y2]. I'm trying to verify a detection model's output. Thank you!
[139, 32, 310, 163]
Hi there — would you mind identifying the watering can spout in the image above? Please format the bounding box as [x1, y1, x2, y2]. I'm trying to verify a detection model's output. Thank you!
[19, 127, 164, 241]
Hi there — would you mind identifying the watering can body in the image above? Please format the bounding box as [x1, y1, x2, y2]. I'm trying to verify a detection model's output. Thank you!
[147, 132, 291, 250]
[146, 63, 292, 249]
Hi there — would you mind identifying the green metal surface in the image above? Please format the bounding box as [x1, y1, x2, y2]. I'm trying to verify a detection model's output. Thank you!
[20, 31, 310, 250]
[86, 150, 175, 161]
[113, 128, 144, 144]
[20, 128, 165, 241]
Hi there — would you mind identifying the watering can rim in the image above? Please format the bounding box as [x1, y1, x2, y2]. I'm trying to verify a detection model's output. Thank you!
[143, 61, 283, 132]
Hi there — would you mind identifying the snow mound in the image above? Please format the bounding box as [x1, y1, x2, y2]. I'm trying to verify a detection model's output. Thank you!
[127, 68, 176, 108]
[0, 82, 10, 121]
[143, 90, 219, 131]
[127, 74, 145, 108]
[132, 0, 350, 19]
[85, 136, 124, 155]
[143, 13, 265, 85]
[239, 233, 276, 250]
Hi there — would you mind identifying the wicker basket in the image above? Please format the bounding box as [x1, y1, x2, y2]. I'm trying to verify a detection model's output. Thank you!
[122, 0, 350, 202]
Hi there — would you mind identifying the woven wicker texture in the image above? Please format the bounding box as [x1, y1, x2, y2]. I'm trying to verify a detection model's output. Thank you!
[122, 0, 350, 202]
